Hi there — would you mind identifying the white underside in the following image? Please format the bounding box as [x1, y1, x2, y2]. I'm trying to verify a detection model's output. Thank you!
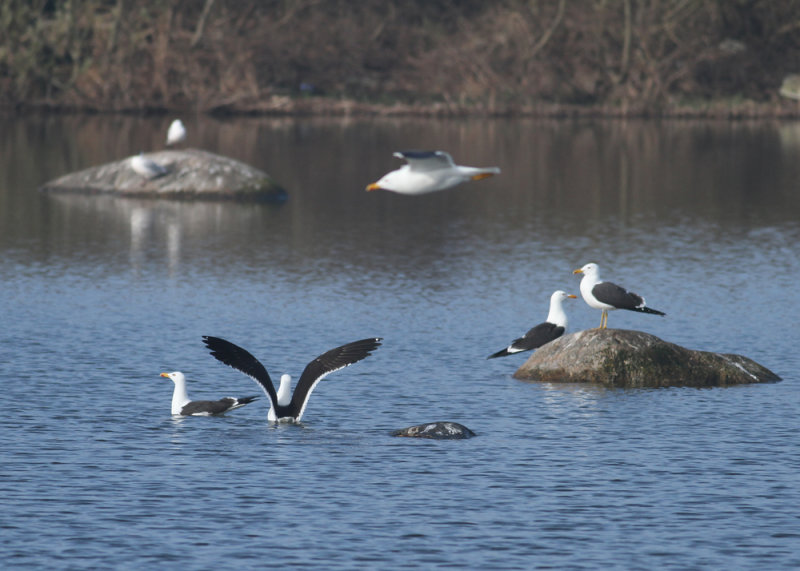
[579, 274, 615, 311]
[267, 374, 294, 422]
[375, 165, 498, 195]
[130, 154, 165, 178]
[546, 291, 571, 327]
[169, 377, 191, 415]
[166, 120, 186, 145]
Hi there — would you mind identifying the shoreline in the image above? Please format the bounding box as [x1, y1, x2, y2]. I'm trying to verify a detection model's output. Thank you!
[4, 95, 800, 120]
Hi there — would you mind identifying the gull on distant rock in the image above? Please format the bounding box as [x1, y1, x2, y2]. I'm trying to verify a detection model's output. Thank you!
[573, 262, 665, 329]
[166, 119, 187, 146]
[203, 336, 382, 423]
[160, 371, 258, 416]
[130, 152, 168, 179]
[488, 290, 576, 359]
[366, 150, 500, 195]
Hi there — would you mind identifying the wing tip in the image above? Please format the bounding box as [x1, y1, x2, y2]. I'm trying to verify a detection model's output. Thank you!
[395, 150, 438, 159]
[487, 349, 508, 359]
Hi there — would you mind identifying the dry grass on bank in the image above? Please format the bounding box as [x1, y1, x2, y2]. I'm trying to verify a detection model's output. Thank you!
[2, 1, 800, 117]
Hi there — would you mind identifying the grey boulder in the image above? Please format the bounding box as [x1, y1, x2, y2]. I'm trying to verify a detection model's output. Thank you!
[514, 328, 780, 388]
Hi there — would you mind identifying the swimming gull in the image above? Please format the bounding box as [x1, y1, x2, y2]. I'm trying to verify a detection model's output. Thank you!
[160, 371, 258, 416]
[203, 336, 382, 423]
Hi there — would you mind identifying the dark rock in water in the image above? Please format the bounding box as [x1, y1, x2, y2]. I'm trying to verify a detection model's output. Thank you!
[40, 149, 287, 202]
[391, 422, 476, 439]
[514, 328, 781, 388]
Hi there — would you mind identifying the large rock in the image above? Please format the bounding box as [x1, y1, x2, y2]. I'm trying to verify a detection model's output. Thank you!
[40, 149, 287, 202]
[514, 329, 780, 388]
[779, 74, 800, 100]
[391, 422, 476, 439]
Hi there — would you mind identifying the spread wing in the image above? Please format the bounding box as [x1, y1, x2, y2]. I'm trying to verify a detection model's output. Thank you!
[290, 337, 382, 419]
[202, 336, 277, 406]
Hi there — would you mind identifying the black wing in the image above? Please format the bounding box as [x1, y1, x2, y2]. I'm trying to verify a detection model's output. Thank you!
[592, 282, 665, 315]
[592, 282, 645, 310]
[202, 336, 277, 406]
[487, 322, 564, 359]
[514, 322, 564, 351]
[290, 338, 383, 418]
[180, 398, 236, 416]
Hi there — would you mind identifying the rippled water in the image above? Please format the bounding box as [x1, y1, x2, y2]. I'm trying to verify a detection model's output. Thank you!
[1, 115, 799, 569]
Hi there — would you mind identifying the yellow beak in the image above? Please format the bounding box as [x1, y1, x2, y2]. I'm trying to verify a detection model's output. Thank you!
[366, 182, 381, 192]
[567, 294, 577, 298]
[470, 172, 495, 181]
[573, 269, 583, 274]
[160, 372, 170, 378]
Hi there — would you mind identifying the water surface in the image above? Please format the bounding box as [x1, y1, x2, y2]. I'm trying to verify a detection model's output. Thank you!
[1, 115, 799, 569]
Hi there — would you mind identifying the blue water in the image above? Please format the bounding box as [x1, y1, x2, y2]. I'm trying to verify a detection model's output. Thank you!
[1, 116, 799, 569]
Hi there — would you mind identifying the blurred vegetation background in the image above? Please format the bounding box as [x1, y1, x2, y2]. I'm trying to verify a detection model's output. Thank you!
[2, 0, 800, 116]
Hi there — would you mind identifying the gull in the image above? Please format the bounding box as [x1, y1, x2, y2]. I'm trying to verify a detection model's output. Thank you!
[366, 150, 500, 195]
[573, 262, 665, 329]
[488, 290, 576, 359]
[203, 336, 382, 423]
[160, 371, 258, 416]
[166, 119, 187, 146]
[130, 152, 168, 179]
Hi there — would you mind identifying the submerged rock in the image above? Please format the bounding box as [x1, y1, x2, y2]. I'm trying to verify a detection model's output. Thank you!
[40, 149, 287, 202]
[514, 328, 780, 388]
[391, 422, 476, 439]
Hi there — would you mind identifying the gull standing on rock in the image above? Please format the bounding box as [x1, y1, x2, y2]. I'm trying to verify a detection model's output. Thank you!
[366, 150, 500, 195]
[573, 262, 665, 329]
[166, 119, 187, 146]
[130, 152, 168, 179]
[488, 290, 577, 359]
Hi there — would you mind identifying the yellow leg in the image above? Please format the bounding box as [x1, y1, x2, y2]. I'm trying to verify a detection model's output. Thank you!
[601, 310, 608, 329]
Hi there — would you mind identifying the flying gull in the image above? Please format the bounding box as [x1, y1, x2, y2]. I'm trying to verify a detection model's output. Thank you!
[130, 152, 168, 179]
[160, 371, 258, 416]
[166, 119, 187, 146]
[202, 336, 382, 423]
[573, 262, 665, 329]
[488, 290, 577, 359]
[366, 150, 500, 195]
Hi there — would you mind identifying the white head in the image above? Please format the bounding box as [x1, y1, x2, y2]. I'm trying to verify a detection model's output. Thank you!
[160, 371, 185, 386]
[574, 262, 600, 279]
[161, 371, 190, 414]
[547, 290, 576, 326]
[365, 167, 412, 193]
[551, 290, 577, 303]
